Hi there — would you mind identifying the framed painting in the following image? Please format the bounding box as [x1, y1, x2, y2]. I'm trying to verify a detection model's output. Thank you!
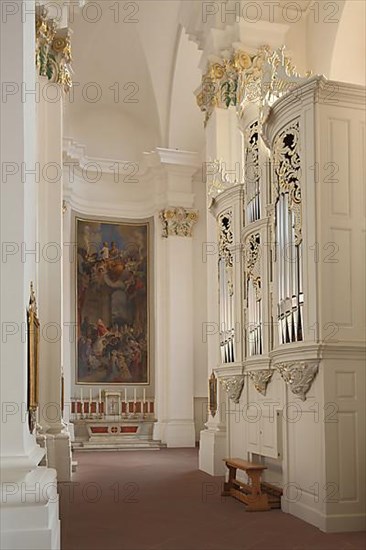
[27, 282, 40, 433]
[76, 217, 151, 385]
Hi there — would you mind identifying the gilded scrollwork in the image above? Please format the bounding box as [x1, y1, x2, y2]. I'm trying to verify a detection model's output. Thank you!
[244, 233, 261, 301]
[274, 362, 318, 401]
[247, 370, 273, 396]
[36, 5, 72, 93]
[218, 211, 234, 268]
[159, 207, 199, 238]
[245, 122, 260, 184]
[273, 121, 302, 245]
[220, 375, 245, 404]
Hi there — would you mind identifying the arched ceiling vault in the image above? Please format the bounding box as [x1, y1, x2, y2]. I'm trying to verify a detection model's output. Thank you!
[65, 0, 364, 163]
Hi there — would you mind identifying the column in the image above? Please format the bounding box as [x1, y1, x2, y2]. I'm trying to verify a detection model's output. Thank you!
[0, 2, 60, 548]
[159, 207, 198, 447]
[151, 148, 200, 447]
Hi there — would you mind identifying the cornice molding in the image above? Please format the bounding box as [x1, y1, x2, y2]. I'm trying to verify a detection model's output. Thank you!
[209, 183, 245, 217]
[262, 76, 366, 147]
[63, 139, 200, 219]
[63, 138, 201, 177]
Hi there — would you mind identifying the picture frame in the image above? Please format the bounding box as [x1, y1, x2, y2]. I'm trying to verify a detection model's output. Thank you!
[209, 371, 218, 418]
[27, 282, 40, 433]
[75, 217, 151, 386]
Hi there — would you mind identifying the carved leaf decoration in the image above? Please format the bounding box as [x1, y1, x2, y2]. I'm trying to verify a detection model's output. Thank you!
[275, 362, 318, 401]
[220, 376, 245, 404]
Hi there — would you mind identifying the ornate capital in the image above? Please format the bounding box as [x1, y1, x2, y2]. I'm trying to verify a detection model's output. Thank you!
[36, 5, 72, 93]
[247, 370, 273, 396]
[159, 207, 198, 238]
[220, 375, 245, 404]
[196, 46, 309, 127]
[274, 362, 318, 401]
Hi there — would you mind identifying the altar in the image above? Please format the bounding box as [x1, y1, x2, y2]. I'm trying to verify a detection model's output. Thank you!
[71, 392, 163, 451]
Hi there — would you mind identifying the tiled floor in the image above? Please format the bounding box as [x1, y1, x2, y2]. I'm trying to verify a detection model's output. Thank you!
[59, 448, 366, 550]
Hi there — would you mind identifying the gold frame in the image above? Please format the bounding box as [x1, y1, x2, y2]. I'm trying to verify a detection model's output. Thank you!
[209, 371, 218, 418]
[27, 282, 40, 432]
[74, 216, 153, 386]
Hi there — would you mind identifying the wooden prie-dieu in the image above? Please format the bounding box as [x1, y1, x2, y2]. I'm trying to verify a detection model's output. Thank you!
[222, 458, 282, 512]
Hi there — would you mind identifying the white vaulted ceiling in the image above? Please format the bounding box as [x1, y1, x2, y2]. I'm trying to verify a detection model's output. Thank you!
[65, 0, 203, 162]
[64, 0, 364, 164]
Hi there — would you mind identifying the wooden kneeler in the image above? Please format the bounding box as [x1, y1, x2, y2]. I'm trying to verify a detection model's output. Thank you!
[222, 458, 270, 512]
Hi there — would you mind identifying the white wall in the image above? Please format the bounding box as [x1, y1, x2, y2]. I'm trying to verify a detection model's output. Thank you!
[64, 106, 159, 162]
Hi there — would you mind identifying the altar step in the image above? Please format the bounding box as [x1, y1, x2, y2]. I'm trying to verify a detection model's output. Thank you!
[72, 439, 166, 452]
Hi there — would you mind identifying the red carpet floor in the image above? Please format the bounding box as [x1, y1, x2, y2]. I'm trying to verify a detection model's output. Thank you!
[59, 448, 366, 550]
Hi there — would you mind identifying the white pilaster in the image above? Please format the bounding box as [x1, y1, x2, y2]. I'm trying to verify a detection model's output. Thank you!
[199, 107, 242, 472]
[0, 2, 60, 548]
[153, 151, 200, 448]
[37, 77, 71, 481]
[164, 235, 195, 447]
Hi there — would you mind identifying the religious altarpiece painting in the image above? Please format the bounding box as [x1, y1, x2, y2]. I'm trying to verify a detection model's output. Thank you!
[76, 218, 150, 385]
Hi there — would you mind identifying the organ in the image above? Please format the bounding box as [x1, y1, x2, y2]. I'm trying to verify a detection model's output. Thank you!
[201, 66, 366, 532]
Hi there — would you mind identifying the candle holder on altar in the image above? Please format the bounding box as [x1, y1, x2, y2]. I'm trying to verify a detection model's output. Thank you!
[127, 401, 136, 418]
[122, 401, 128, 419]
[80, 405, 85, 420]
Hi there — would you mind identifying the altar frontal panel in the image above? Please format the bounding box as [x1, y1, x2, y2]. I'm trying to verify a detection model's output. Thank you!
[76, 218, 150, 384]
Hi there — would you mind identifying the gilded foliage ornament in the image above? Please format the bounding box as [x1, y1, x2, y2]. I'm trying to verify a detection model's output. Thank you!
[247, 370, 273, 396]
[159, 207, 198, 238]
[274, 362, 318, 401]
[273, 121, 302, 245]
[196, 46, 309, 127]
[220, 375, 245, 404]
[218, 211, 234, 268]
[36, 5, 73, 93]
[244, 233, 261, 301]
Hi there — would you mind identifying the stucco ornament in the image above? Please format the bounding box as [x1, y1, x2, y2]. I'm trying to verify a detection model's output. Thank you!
[274, 362, 318, 401]
[196, 46, 309, 127]
[247, 370, 273, 396]
[220, 375, 245, 404]
[36, 4, 73, 92]
[159, 207, 198, 238]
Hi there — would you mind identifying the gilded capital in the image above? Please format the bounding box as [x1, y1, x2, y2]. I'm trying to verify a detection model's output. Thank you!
[159, 207, 199, 238]
[196, 46, 309, 126]
[36, 5, 72, 93]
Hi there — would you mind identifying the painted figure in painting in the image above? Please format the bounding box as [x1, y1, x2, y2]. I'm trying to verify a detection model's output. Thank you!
[76, 219, 149, 384]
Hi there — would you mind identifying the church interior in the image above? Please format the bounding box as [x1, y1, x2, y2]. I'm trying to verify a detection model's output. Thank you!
[1, 1, 365, 549]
